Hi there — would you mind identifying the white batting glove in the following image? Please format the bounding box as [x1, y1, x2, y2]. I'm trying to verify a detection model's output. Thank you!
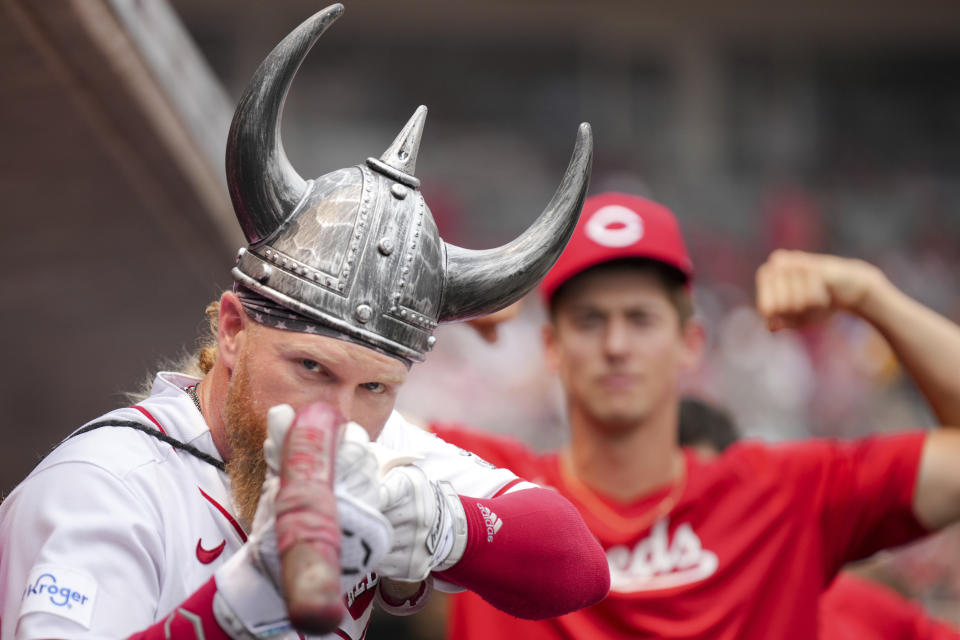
[335, 423, 394, 591]
[376, 464, 468, 582]
[212, 406, 393, 639]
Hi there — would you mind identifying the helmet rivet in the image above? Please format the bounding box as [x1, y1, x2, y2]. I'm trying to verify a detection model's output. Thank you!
[255, 263, 273, 284]
[378, 238, 395, 256]
[427, 336, 437, 349]
[391, 184, 408, 200]
[355, 304, 373, 323]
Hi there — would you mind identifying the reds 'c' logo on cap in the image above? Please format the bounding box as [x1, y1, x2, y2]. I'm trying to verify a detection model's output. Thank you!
[539, 192, 692, 303]
[585, 205, 644, 248]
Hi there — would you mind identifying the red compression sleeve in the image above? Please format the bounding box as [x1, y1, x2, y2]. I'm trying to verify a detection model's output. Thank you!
[127, 578, 232, 640]
[436, 487, 610, 620]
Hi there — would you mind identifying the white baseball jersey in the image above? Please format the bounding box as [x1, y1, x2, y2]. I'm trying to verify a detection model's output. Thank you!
[0, 372, 526, 640]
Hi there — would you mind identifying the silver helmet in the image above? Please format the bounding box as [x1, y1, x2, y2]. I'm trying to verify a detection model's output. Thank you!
[228, 4, 593, 364]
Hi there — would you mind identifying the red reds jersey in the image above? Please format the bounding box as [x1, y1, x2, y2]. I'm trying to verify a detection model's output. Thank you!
[432, 423, 929, 640]
[821, 573, 960, 640]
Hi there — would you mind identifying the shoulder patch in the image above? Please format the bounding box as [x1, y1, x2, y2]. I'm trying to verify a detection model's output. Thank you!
[20, 565, 98, 629]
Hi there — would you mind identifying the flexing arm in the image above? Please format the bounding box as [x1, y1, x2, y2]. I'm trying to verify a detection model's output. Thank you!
[756, 250, 960, 529]
[756, 250, 960, 424]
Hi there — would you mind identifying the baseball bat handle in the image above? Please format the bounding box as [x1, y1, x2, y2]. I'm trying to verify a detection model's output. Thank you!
[275, 402, 344, 634]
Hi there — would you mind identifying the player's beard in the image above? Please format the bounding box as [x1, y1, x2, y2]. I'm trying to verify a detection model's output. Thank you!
[223, 353, 268, 529]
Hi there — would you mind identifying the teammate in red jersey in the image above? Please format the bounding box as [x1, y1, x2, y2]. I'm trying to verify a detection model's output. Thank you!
[431, 191, 960, 640]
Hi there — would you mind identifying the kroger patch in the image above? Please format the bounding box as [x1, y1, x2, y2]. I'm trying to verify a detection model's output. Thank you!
[20, 565, 97, 629]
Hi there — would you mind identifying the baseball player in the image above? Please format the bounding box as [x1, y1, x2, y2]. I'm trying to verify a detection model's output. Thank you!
[0, 6, 610, 639]
[432, 191, 960, 639]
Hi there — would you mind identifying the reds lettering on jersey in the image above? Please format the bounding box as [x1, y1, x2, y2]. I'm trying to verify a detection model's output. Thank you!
[607, 518, 718, 593]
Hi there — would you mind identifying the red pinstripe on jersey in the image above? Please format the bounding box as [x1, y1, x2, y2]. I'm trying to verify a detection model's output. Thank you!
[198, 488, 247, 543]
[132, 406, 167, 434]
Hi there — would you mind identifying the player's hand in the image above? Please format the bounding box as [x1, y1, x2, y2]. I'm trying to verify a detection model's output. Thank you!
[376, 464, 468, 582]
[213, 404, 392, 638]
[755, 250, 887, 331]
[465, 301, 523, 343]
[335, 423, 395, 590]
[214, 403, 343, 637]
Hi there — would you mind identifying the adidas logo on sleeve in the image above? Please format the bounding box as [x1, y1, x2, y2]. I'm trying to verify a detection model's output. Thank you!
[476, 504, 503, 542]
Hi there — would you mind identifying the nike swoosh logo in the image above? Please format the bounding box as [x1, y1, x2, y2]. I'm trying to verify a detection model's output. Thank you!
[196, 538, 226, 564]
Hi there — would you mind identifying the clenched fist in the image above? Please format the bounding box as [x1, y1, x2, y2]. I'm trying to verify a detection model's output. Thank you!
[755, 250, 888, 331]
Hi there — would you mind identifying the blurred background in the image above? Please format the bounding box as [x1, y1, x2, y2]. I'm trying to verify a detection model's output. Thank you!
[3, 0, 960, 634]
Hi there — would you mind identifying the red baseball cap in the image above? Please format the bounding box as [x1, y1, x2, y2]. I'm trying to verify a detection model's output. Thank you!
[539, 192, 694, 303]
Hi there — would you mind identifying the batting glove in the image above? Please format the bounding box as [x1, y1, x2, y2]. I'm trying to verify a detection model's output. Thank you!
[212, 404, 393, 639]
[376, 464, 468, 583]
[335, 422, 395, 591]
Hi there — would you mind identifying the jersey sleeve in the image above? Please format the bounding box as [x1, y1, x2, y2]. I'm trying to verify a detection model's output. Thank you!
[0, 460, 164, 639]
[378, 413, 535, 499]
[754, 431, 929, 577]
[436, 487, 610, 620]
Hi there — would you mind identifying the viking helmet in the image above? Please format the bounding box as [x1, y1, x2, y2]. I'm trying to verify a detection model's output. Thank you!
[228, 4, 593, 364]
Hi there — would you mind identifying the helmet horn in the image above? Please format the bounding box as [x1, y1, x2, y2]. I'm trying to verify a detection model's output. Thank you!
[226, 4, 345, 245]
[438, 122, 593, 322]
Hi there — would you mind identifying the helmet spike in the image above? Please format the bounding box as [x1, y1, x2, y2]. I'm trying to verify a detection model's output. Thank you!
[367, 106, 427, 188]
